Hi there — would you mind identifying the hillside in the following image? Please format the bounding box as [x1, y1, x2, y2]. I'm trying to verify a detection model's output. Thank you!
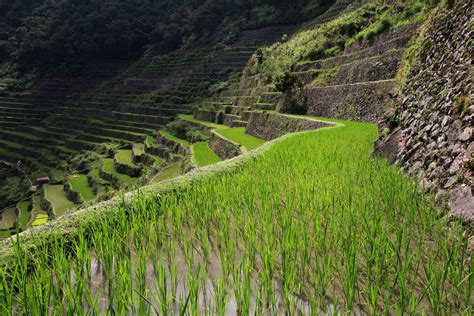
[0, 0, 473, 314]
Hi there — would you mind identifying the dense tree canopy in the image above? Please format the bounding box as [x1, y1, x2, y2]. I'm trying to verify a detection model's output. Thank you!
[0, 0, 334, 70]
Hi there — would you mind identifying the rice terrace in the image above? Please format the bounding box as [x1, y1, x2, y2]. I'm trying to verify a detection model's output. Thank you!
[0, 0, 472, 314]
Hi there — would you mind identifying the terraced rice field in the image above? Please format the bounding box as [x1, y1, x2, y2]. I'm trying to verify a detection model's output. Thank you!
[145, 136, 158, 147]
[69, 174, 95, 201]
[30, 195, 49, 226]
[132, 143, 145, 156]
[115, 149, 134, 166]
[2, 118, 470, 314]
[159, 130, 190, 147]
[44, 184, 74, 216]
[180, 114, 226, 129]
[101, 158, 134, 185]
[216, 127, 266, 151]
[192, 142, 222, 167]
[89, 169, 110, 185]
[151, 162, 182, 183]
[16, 200, 31, 228]
[0, 208, 17, 238]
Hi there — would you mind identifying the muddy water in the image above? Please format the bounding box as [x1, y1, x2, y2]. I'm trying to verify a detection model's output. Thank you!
[70, 248, 338, 315]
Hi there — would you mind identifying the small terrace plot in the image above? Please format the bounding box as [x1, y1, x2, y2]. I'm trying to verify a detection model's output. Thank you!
[69, 174, 96, 202]
[44, 184, 74, 217]
[192, 142, 222, 167]
[115, 150, 134, 166]
[215, 128, 265, 152]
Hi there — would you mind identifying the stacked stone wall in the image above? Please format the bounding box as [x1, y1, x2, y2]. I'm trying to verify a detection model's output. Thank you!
[246, 112, 332, 140]
[374, 0, 473, 221]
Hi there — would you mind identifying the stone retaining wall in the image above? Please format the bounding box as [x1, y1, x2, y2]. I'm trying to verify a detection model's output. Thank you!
[208, 132, 242, 160]
[374, 0, 473, 221]
[114, 162, 141, 178]
[194, 109, 217, 123]
[156, 134, 185, 154]
[64, 182, 82, 204]
[303, 80, 395, 122]
[99, 169, 119, 187]
[333, 50, 402, 84]
[246, 112, 331, 140]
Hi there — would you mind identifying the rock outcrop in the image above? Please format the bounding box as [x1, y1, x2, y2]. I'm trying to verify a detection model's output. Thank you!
[375, 0, 473, 221]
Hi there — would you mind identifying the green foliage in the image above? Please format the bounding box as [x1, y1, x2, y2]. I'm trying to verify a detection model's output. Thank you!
[165, 119, 207, 144]
[353, 17, 392, 43]
[1, 0, 339, 72]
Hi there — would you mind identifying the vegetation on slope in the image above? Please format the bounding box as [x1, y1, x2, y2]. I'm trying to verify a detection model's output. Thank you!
[249, 0, 439, 112]
[1, 119, 471, 314]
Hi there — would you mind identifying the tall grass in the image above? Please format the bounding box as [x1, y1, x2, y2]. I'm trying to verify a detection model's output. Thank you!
[0, 120, 471, 314]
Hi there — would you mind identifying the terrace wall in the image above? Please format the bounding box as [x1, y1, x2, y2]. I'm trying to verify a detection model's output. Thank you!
[64, 182, 82, 204]
[208, 132, 242, 160]
[303, 80, 394, 123]
[246, 112, 331, 140]
[114, 162, 141, 178]
[374, 0, 473, 221]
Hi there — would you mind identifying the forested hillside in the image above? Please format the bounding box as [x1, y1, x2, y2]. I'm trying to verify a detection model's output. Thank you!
[0, 0, 334, 71]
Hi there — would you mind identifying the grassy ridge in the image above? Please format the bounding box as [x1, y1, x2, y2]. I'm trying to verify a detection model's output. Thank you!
[0, 119, 470, 314]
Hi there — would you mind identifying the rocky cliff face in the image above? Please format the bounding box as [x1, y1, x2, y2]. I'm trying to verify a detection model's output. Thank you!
[375, 0, 473, 221]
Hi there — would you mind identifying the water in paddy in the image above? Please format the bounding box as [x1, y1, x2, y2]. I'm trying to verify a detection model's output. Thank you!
[53, 242, 345, 315]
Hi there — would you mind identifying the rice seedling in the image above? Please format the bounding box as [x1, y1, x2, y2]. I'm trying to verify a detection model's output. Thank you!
[0, 119, 471, 314]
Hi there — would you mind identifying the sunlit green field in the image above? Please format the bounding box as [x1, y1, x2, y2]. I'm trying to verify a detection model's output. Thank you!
[69, 174, 96, 201]
[216, 127, 266, 151]
[44, 184, 74, 216]
[192, 141, 222, 167]
[0, 120, 471, 314]
[115, 149, 134, 166]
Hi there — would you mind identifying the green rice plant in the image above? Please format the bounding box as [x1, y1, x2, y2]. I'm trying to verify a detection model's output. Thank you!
[0, 117, 471, 314]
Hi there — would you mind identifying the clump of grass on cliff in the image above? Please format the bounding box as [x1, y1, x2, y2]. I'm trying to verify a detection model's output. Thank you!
[1, 119, 471, 314]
